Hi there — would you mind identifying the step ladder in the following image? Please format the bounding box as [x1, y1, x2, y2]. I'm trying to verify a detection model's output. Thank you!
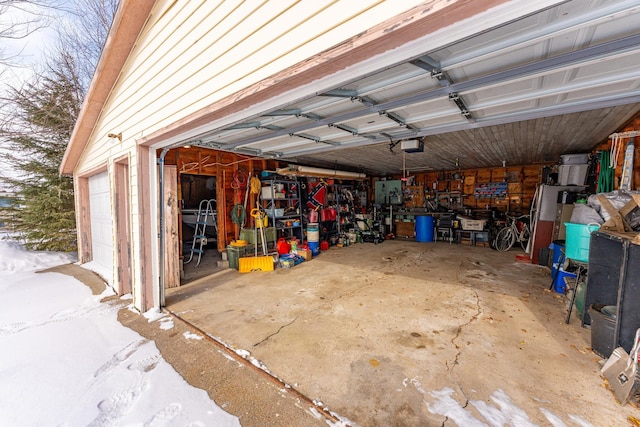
[185, 199, 217, 267]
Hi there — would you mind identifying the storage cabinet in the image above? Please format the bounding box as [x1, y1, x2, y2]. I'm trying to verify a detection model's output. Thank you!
[584, 231, 640, 352]
[552, 203, 574, 241]
[262, 179, 304, 243]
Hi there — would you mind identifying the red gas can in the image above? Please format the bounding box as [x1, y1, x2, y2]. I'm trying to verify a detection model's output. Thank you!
[277, 238, 291, 255]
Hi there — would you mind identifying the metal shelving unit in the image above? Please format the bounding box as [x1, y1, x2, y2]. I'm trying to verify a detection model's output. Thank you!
[262, 179, 304, 243]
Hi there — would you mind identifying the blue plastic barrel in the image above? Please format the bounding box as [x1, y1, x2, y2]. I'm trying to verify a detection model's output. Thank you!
[415, 215, 434, 242]
[307, 241, 320, 256]
[549, 242, 565, 277]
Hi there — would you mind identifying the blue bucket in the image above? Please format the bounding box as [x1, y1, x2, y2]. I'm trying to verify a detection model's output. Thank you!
[307, 241, 320, 256]
[415, 215, 434, 242]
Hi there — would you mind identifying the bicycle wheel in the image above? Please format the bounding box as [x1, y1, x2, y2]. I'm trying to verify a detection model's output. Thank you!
[495, 227, 516, 252]
[519, 225, 531, 251]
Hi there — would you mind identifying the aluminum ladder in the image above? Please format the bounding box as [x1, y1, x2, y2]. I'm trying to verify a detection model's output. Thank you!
[185, 199, 217, 266]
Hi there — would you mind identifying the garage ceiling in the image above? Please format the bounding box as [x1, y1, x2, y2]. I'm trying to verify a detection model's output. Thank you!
[187, 0, 640, 176]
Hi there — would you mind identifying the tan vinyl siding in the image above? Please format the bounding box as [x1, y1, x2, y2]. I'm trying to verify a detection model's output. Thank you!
[73, 0, 429, 308]
[76, 0, 425, 173]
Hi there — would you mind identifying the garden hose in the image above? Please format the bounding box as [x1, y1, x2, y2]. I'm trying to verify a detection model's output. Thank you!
[249, 176, 261, 194]
[231, 204, 246, 225]
[597, 150, 614, 193]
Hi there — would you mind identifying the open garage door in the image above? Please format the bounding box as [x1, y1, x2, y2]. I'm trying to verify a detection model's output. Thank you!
[88, 171, 114, 282]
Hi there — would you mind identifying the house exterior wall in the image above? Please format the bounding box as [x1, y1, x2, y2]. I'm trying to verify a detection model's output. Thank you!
[71, 0, 562, 310]
[72, 0, 436, 310]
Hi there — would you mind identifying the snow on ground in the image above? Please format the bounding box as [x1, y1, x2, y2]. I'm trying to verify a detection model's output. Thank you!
[0, 236, 239, 426]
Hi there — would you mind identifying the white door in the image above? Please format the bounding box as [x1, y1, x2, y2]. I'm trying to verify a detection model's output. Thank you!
[88, 172, 114, 282]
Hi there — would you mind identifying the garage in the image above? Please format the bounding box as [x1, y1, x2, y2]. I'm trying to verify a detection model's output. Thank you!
[88, 171, 113, 283]
[60, 1, 640, 425]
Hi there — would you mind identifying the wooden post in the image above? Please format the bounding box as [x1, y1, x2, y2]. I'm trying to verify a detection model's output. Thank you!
[163, 165, 180, 288]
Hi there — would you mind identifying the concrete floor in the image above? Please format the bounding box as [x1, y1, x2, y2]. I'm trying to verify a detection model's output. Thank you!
[166, 240, 636, 426]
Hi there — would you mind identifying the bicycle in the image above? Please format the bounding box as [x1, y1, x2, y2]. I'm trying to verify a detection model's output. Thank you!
[494, 214, 530, 252]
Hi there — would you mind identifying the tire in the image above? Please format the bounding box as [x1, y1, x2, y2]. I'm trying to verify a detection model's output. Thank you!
[488, 224, 500, 250]
[519, 225, 530, 251]
[495, 227, 515, 252]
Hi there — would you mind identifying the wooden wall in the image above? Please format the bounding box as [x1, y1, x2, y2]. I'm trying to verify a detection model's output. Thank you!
[163, 147, 280, 251]
[393, 164, 552, 214]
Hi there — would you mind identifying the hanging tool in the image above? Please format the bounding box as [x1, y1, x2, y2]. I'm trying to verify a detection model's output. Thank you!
[610, 134, 619, 168]
[620, 137, 635, 191]
[249, 176, 262, 255]
[241, 172, 252, 227]
[230, 170, 247, 239]
[238, 208, 274, 273]
[251, 208, 268, 256]
[597, 150, 614, 193]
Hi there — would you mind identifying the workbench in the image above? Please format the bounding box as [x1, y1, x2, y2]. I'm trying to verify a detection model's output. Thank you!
[455, 230, 489, 246]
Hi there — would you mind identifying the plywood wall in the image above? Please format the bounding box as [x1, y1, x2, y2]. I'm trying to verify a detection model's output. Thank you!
[399, 164, 550, 214]
[163, 147, 280, 251]
[594, 113, 640, 192]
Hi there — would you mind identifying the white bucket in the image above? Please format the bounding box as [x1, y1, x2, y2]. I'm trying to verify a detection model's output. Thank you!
[307, 223, 320, 242]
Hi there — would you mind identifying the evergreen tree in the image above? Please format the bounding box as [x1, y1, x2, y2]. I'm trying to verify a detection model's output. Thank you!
[0, 0, 116, 251]
[0, 52, 80, 251]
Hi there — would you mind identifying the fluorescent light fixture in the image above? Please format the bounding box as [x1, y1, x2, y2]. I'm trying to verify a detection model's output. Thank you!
[277, 165, 366, 179]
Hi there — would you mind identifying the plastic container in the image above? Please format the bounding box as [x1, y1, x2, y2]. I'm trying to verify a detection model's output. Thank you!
[564, 223, 600, 262]
[558, 164, 589, 186]
[549, 242, 565, 277]
[560, 153, 589, 165]
[276, 238, 290, 255]
[308, 241, 320, 256]
[226, 245, 249, 270]
[459, 217, 488, 231]
[589, 305, 616, 358]
[320, 240, 329, 251]
[307, 223, 320, 242]
[415, 215, 434, 242]
[554, 268, 576, 293]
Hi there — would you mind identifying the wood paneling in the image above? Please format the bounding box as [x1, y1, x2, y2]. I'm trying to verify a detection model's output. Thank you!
[394, 163, 549, 213]
[163, 166, 180, 288]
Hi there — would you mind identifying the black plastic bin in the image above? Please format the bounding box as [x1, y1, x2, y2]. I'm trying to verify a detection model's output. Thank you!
[589, 304, 617, 358]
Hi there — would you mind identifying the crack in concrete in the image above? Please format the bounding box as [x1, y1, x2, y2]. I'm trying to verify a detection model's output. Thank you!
[445, 288, 482, 374]
[310, 278, 375, 313]
[253, 316, 299, 348]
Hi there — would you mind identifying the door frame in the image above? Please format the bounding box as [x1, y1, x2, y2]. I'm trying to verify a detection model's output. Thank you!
[114, 157, 132, 295]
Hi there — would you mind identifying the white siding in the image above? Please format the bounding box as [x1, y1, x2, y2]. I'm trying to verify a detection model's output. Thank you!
[76, 0, 427, 174]
[73, 0, 436, 308]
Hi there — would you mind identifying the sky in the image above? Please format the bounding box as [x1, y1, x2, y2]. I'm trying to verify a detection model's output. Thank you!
[0, 1, 69, 190]
[0, 234, 240, 426]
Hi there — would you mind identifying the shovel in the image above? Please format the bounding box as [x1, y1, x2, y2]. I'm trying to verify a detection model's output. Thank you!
[238, 209, 274, 273]
[602, 328, 640, 405]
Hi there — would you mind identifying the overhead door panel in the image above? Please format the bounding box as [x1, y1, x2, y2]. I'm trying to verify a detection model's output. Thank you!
[89, 172, 113, 280]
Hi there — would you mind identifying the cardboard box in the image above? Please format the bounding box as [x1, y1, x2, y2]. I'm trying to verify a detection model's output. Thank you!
[297, 248, 312, 261]
[459, 217, 487, 231]
[395, 221, 415, 238]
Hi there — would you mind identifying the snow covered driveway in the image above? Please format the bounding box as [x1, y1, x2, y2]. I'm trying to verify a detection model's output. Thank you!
[0, 239, 239, 426]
